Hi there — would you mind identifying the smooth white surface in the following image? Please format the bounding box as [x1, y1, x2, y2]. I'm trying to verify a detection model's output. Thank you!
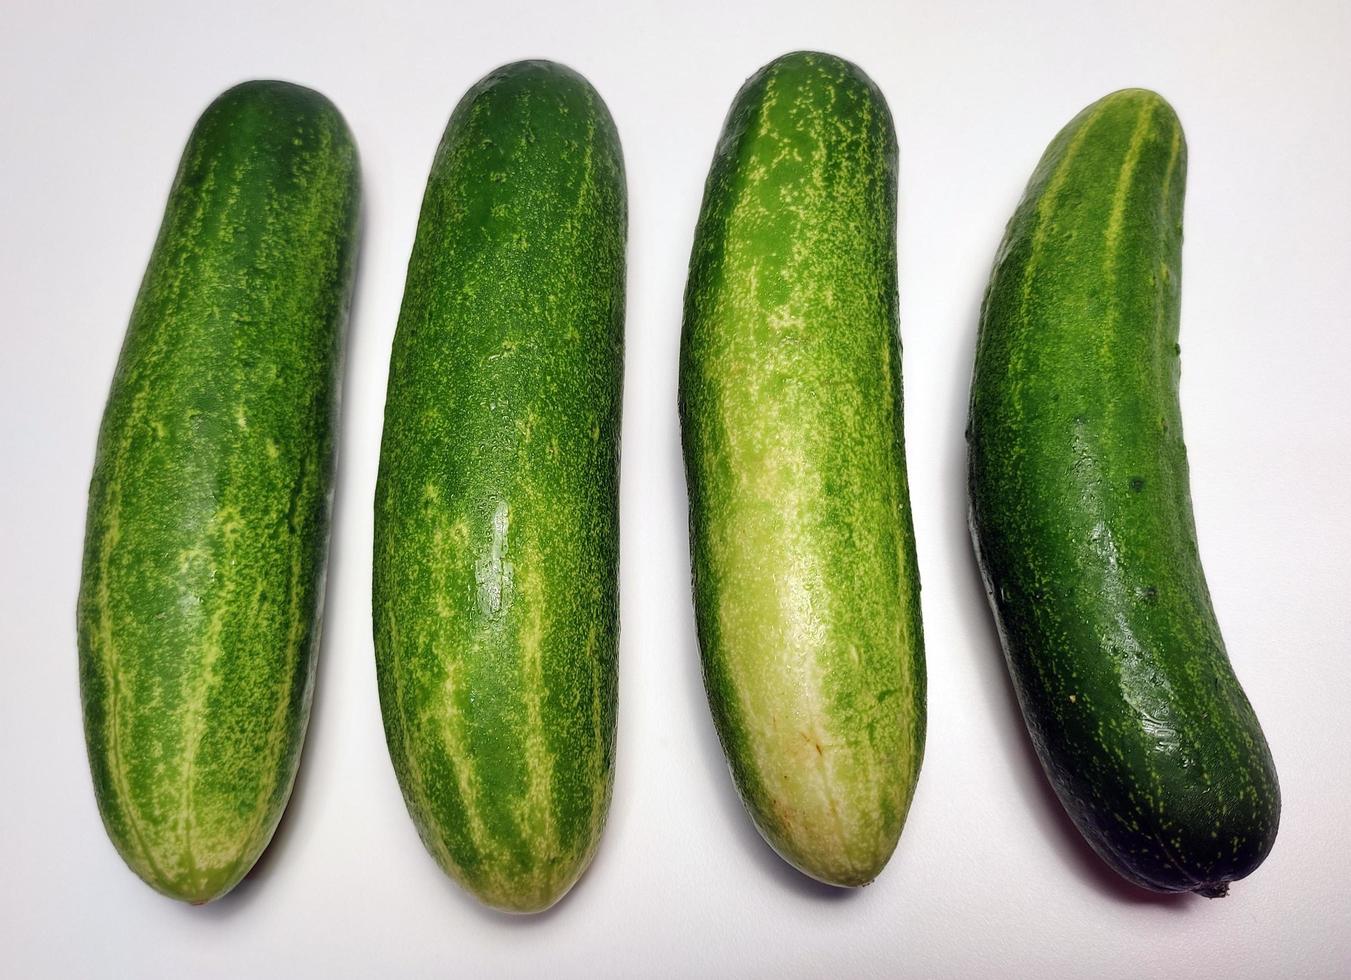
[2, 0, 1348, 975]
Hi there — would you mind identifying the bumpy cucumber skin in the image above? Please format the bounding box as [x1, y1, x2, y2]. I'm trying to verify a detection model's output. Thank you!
[77, 81, 360, 904]
[373, 61, 625, 914]
[679, 52, 926, 887]
[968, 89, 1279, 896]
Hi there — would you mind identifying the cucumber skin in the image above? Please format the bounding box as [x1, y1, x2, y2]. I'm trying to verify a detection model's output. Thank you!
[77, 81, 360, 904]
[968, 89, 1279, 895]
[373, 61, 624, 914]
[679, 52, 926, 887]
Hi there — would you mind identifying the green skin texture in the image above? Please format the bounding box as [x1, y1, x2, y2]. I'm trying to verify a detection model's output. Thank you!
[968, 89, 1280, 896]
[373, 61, 625, 914]
[77, 81, 360, 904]
[679, 52, 926, 887]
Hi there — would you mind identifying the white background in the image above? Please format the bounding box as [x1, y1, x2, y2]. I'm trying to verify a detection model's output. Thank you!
[2, 0, 1348, 976]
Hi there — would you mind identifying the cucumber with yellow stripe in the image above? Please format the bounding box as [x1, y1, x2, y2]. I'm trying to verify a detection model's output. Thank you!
[373, 61, 624, 913]
[967, 89, 1280, 896]
[679, 51, 926, 887]
[77, 81, 360, 904]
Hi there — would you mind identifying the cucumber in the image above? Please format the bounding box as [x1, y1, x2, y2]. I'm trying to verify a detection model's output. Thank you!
[77, 81, 360, 904]
[967, 89, 1280, 896]
[373, 61, 625, 914]
[679, 51, 926, 887]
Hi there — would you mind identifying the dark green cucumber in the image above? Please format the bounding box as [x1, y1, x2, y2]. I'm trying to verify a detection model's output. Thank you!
[77, 81, 360, 904]
[373, 61, 624, 914]
[679, 52, 926, 887]
[968, 89, 1279, 896]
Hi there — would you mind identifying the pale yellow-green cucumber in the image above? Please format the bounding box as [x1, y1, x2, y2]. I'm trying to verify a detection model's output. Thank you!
[679, 51, 926, 887]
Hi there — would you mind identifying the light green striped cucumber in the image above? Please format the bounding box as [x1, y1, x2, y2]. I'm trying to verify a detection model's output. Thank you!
[679, 51, 926, 887]
[373, 61, 625, 913]
[77, 81, 360, 903]
[968, 89, 1279, 895]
